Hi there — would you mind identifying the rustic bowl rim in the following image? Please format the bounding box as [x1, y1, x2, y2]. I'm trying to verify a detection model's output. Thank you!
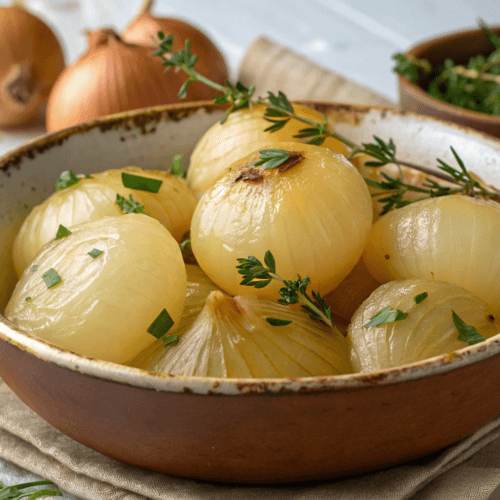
[2, 100, 500, 396]
[398, 24, 500, 124]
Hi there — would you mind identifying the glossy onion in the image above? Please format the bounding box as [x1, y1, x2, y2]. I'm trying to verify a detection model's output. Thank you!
[191, 143, 373, 300]
[363, 195, 500, 314]
[187, 104, 348, 197]
[129, 264, 221, 369]
[13, 166, 197, 276]
[139, 291, 351, 377]
[5, 214, 187, 364]
[349, 279, 500, 372]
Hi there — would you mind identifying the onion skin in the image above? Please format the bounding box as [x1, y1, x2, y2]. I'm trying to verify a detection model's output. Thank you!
[187, 104, 349, 197]
[46, 29, 206, 132]
[349, 279, 500, 372]
[129, 264, 221, 369]
[13, 166, 197, 277]
[0, 4, 64, 127]
[5, 214, 187, 364]
[363, 195, 500, 315]
[191, 142, 373, 300]
[122, 0, 228, 99]
[141, 291, 351, 378]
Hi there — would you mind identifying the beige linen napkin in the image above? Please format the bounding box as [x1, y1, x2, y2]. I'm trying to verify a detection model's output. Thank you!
[2, 37, 500, 500]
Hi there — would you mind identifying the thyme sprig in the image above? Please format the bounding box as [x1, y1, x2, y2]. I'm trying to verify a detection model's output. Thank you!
[236, 251, 337, 332]
[366, 146, 500, 214]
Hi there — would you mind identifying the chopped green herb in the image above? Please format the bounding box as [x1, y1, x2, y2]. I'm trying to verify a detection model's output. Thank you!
[170, 154, 186, 178]
[147, 308, 174, 339]
[266, 317, 292, 326]
[116, 194, 146, 214]
[121, 172, 163, 193]
[25, 297, 31, 302]
[55, 170, 80, 190]
[0, 479, 63, 499]
[452, 310, 486, 346]
[31, 265, 37, 272]
[364, 306, 408, 328]
[55, 224, 71, 240]
[42, 268, 62, 289]
[254, 149, 292, 170]
[162, 334, 179, 348]
[413, 292, 428, 304]
[88, 248, 103, 259]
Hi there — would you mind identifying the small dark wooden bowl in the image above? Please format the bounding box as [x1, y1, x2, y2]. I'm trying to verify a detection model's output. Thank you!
[398, 25, 500, 138]
[1, 102, 500, 483]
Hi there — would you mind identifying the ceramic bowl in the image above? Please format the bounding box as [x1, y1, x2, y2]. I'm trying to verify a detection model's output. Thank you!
[1, 102, 500, 484]
[398, 25, 500, 138]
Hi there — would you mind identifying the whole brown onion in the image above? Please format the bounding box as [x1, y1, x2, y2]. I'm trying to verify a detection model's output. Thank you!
[122, 0, 228, 99]
[46, 28, 207, 132]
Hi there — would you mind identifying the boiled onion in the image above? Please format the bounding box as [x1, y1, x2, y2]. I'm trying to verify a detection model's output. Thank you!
[5, 214, 187, 364]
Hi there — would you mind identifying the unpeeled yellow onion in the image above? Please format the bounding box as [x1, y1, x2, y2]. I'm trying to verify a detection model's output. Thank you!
[129, 264, 221, 369]
[349, 279, 500, 372]
[191, 143, 373, 300]
[363, 195, 500, 315]
[187, 104, 349, 197]
[5, 214, 187, 364]
[139, 290, 351, 377]
[13, 166, 197, 276]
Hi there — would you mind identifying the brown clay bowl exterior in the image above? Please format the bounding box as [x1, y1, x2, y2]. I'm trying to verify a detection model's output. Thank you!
[1, 102, 500, 484]
[398, 25, 500, 138]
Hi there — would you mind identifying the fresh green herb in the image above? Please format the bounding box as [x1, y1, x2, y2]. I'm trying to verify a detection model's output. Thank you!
[253, 149, 292, 170]
[121, 172, 163, 193]
[55, 224, 71, 240]
[115, 194, 146, 214]
[364, 306, 408, 328]
[170, 154, 186, 178]
[452, 310, 486, 345]
[25, 297, 31, 302]
[0, 479, 63, 499]
[42, 268, 61, 289]
[236, 251, 336, 331]
[147, 308, 175, 342]
[161, 334, 179, 348]
[413, 292, 428, 304]
[55, 170, 80, 191]
[31, 265, 37, 272]
[393, 20, 500, 116]
[88, 248, 103, 259]
[265, 317, 293, 326]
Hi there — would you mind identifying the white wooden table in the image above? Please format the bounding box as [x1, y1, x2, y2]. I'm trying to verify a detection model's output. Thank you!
[0, 0, 498, 496]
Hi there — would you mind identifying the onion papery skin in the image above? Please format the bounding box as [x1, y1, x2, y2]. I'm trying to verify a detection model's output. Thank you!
[191, 143, 373, 300]
[13, 166, 197, 277]
[363, 195, 500, 315]
[349, 279, 500, 372]
[122, 0, 228, 99]
[0, 5, 64, 127]
[141, 291, 351, 378]
[129, 264, 221, 369]
[187, 104, 349, 197]
[45, 28, 202, 132]
[5, 215, 187, 364]
[324, 256, 380, 323]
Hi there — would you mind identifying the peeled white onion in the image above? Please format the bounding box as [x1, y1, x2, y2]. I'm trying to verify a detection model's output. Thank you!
[5, 214, 187, 364]
[139, 290, 351, 378]
[187, 104, 349, 197]
[129, 264, 221, 369]
[363, 195, 500, 315]
[349, 279, 500, 372]
[13, 166, 197, 276]
[191, 142, 373, 300]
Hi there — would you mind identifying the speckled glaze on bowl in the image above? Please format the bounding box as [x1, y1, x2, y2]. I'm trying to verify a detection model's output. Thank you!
[398, 25, 500, 138]
[1, 102, 500, 484]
